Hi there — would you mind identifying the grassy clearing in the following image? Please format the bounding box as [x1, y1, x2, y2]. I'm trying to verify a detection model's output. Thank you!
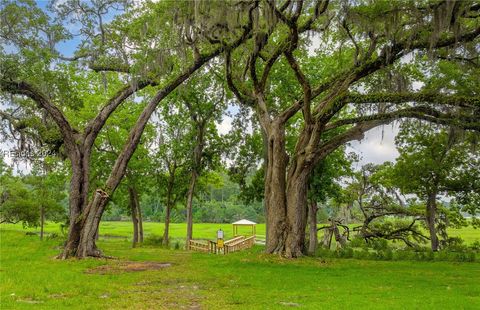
[0, 229, 479, 309]
[2, 221, 478, 245]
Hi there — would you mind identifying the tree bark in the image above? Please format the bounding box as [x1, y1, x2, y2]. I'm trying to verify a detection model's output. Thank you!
[322, 227, 333, 249]
[164, 204, 171, 246]
[60, 158, 89, 258]
[285, 168, 310, 257]
[426, 192, 439, 251]
[137, 196, 144, 243]
[163, 169, 176, 246]
[263, 122, 289, 254]
[308, 200, 318, 255]
[185, 171, 198, 245]
[129, 186, 139, 247]
[76, 190, 110, 257]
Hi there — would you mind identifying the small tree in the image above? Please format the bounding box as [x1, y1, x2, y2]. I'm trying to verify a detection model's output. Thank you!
[0, 157, 66, 238]
[391, 123, 480, 251]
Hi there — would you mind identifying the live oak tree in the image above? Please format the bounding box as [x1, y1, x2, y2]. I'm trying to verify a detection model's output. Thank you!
[224, 0, 480, 257]
[0, 0, 255, 258]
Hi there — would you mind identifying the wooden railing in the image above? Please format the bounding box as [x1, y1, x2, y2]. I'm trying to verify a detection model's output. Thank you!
[188, 235, 255, 254]
[188, 240, 210, 253]
[224, 236, 244, 245]
[225, 236, 255, 254]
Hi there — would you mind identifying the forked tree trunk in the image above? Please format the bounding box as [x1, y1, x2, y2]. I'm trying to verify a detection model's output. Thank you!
[76, 190, 110, 257]
[60, 160, 90, 259]
[426, 192, 439, 251]
[129, 187, 139, 247]
[262, 121, 314, 257]
[308, 201, 318, 255]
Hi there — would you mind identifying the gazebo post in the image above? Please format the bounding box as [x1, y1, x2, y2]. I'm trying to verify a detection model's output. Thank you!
[231, 219, 257, 238]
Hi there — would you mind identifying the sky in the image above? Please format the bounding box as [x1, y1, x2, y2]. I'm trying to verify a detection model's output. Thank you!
[349, 125, 399, 167]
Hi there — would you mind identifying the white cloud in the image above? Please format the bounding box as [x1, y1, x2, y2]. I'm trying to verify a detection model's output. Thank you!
[348, 124, 399, 168]
[216, 115, 233, 135]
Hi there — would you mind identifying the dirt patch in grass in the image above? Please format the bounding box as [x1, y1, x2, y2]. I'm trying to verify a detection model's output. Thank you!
[86, 261, 172, 274]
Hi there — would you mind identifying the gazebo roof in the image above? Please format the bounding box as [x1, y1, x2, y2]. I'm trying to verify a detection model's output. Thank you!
[232, 219, 257, 225]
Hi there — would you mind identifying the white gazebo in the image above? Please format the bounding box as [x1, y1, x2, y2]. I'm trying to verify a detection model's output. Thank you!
[232, 219, 257, 237]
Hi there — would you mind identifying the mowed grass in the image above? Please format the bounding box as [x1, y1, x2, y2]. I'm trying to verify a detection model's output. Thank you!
[0, 229, 479, 309]
[2, 221, 479, 244]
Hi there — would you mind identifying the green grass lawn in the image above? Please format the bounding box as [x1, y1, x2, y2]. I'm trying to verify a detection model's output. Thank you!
[2, 221, 479, 245]
[0, 229, 479, 309]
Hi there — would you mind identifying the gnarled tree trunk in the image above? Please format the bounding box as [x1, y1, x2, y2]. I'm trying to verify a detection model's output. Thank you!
[76, 190, 110, 257]
[60, 158, 90, 258]
[263, 122, 289, 254]
[285, 168, 310, 257]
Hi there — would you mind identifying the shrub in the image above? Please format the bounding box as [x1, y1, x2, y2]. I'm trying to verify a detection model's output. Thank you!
[349, 236, 366, 248]
[47, 232, 59, 240]
[470, 241, 480, 251]
[144, 234, 164, 246]
[315, 241, 477, 262]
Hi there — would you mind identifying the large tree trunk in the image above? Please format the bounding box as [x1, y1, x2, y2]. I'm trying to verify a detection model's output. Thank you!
[129, 187, 139, 247]
[308, 201, 318, 255]
[60, 159, 90, 259]
[76, 190, 110, 257]
[285, 168, 310, 257]
[426, 192, 439, 251]
[263, 122, 289, 254]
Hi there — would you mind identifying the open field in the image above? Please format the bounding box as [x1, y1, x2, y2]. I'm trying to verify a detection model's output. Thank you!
[1, 221, 479, 245]
[1, 229, 479, 309]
